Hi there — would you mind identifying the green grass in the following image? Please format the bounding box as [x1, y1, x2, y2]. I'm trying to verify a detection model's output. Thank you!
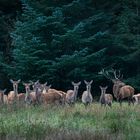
[0, 103, 139, 140]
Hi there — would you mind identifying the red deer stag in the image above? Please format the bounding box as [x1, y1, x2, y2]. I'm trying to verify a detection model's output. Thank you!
[99, 69, 134, 106]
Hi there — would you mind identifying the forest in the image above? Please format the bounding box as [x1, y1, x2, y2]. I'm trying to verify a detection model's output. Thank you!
[0, 0, 140, 95]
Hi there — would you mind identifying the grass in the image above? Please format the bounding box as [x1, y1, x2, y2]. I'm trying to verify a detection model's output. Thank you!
[0, 103, 139, 140]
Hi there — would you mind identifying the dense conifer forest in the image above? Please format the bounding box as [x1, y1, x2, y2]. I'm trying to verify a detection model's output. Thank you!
[0, 0, 140, 95]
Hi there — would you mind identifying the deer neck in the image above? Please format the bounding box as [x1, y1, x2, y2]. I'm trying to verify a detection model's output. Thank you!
[87, 86, 91, 95]
[113, 82, 125, 98]
[25, 88, 30, 97]
[35, 87, 39, 96]
[101, 91, 105, 99]
[14, 86, 18, 97]
[74, 87, 78, 101]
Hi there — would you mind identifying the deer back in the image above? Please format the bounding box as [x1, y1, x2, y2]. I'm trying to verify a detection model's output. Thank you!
[17, 93, 25, 101]
[118, 85, 134, 99]
[43, 89, 63, 104]
[105, 94, 113, 102]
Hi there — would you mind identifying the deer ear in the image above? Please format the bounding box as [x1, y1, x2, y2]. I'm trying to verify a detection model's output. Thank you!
[10, 79, 14, 83]
[44, 82, 47, 86]
[78, 81, 81, 86]
[90, 80, 93, 84]
[48, 85, 51, 88]
[17, 79, 21, 83]
[35, 80, 39, 84]
[3, 89, 7, 93]
[72, 82, 75, 85]
[99, 86, 102, 89]
[84, 80, 88, 84]
[105, 86, 108, 89]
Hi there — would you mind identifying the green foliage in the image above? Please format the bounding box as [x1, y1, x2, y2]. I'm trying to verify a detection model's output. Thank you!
[0, 0, 140, 92]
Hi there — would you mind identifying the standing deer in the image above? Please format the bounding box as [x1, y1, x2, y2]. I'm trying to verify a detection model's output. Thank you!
[66, 82, 81, 105]
[23, 83, 32, 105]
[8, 79, 25, 104]
[99, 86, 113, 107]
[99, 69, 134, 106]
[82, 80, 93, 106]
[30, 80, 43, 105]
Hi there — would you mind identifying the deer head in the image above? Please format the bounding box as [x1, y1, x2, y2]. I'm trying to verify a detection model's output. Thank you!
[72, 81, 81, 91]
[99, 86, 108, 95]
[10, 79, 21, 95]
[84, 80, 93, 92]
[23, 83, 31, 94]
[43, 85, 52, 93]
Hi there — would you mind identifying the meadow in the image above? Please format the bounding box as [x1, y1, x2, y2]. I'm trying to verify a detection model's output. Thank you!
[0, 103, 139, 140]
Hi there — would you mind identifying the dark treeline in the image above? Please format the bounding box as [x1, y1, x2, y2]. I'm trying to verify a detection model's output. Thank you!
[0, 0, 140, 96]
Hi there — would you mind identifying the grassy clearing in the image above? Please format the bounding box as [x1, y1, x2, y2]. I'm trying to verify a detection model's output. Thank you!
[0, 103, 139, 140]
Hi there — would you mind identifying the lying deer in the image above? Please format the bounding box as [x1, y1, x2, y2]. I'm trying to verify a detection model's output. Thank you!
[41, 84, 64, 105]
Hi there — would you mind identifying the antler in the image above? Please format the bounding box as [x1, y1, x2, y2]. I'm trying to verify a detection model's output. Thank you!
[99, 69, 112, 80]
[113, 69, 123, 80]
[99, 68, 123, 80]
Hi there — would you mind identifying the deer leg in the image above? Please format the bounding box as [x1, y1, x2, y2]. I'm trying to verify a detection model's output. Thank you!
[131, 96, 135, 105]
[119, 98, 122, 107]
[128, 97, 131, 106]
[101, 103, 103, 107]
[108, 102, 112, 108]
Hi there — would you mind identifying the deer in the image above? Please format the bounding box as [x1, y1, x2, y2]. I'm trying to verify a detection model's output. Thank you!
[133, 94, 140, 104]
[0, 89, 7, 104]
[23, 83, 32, 105]
[29, 80, 43, 105]
[99, 86, 113, 107]
[41, 84, 65, 105]
[66, 82, 81, 105]
[41, 82, 67, 105]
[82, 80, 93, 106]
[7, 79, 25, 104]
[99, 69, 134, 106]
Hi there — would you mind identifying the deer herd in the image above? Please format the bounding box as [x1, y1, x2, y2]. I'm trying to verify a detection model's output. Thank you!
[0, 69, 140, 107]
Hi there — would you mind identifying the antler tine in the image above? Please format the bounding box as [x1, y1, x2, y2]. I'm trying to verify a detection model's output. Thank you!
[106, 71, 113, 79]
[113, 69, 118, 79]
[118, 70, 123, 79]
[120, 74, 123, 79]
[99, 68, 112, 80]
